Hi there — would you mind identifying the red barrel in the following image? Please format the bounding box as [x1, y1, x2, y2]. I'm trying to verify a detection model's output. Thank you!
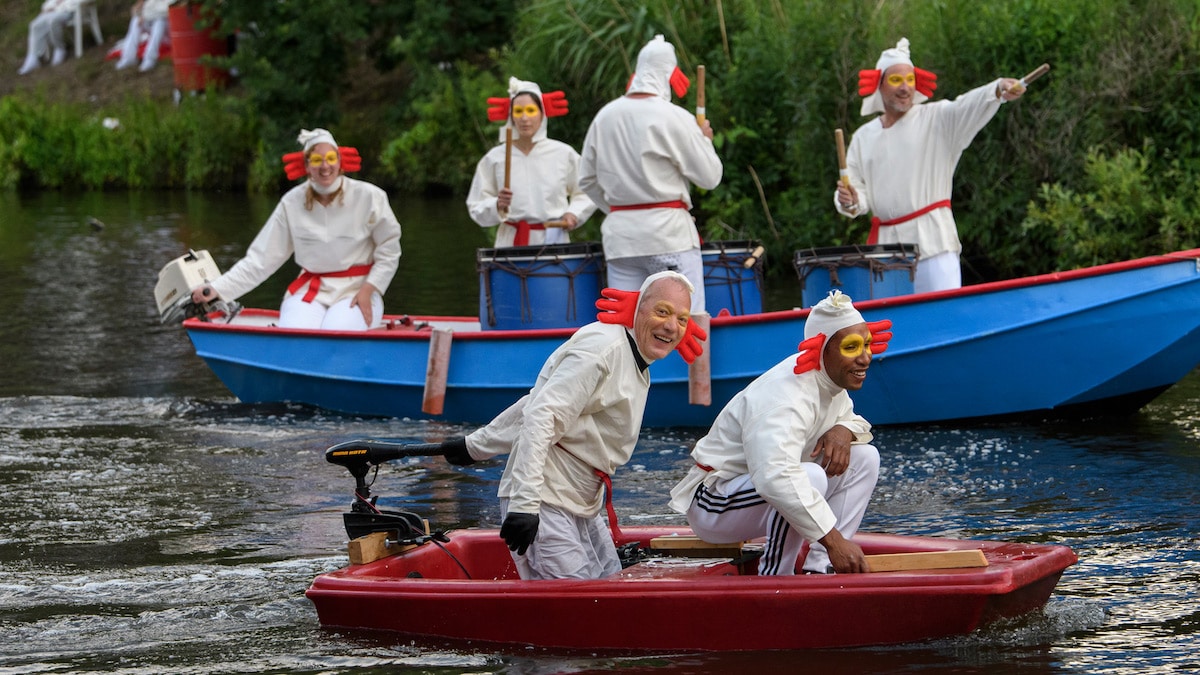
[168, 3, 229, 91]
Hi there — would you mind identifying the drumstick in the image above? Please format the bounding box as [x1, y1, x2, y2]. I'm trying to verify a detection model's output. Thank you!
[500, 127, 512, 219]
[835, 128, 850, 187]
[544, 220, 571, 229]
[696, 65, 706, 126]
[1019, 63, 1050, 88]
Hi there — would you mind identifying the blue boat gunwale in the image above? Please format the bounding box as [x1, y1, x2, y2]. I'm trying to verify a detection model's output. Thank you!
[184, 247, 1200, 338]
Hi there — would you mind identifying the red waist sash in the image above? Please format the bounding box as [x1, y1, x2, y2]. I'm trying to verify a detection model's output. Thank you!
[504, 220, 546, 247]
[867, 199, 951, 244]
[555, 442, 622, 542]
[287, 263, 373, 303]
[608, 199, 688, 212]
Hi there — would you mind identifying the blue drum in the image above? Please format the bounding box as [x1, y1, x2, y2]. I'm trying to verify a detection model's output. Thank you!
[477, 242, 606, 330]
[793, 244, 920, 308]
[702, 240, 764, 316]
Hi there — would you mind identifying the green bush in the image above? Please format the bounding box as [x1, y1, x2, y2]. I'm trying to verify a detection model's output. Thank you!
[1022, 143, 1200, 269]
[0, 93, 257, 191]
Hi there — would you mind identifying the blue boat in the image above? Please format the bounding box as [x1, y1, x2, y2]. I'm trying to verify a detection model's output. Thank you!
[182, 248, 1200, 427]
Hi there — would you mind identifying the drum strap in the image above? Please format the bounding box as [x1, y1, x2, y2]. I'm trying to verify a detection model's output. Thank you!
[555, 442, 622, 543]
[867, 199, 951, 244]
[608, 199, 688, 212]
[504, 220, 546, 247]
[287, 263, 374, 302]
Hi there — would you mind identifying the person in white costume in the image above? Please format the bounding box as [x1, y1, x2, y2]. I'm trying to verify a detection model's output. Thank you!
[669, 291, 893, 574]
[579, 34, 723, 315]
[114, 0, 173, 72]
[466, 77, 595, 247]
[191, 128, 402, 331]
[835, 38, 1027, 293]
[438, 272, 707, 580]
[17, 0, 83, 75]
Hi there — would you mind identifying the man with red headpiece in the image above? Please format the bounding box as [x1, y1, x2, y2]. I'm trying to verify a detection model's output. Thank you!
[835, 38, 1026, 293]
[579, 34, 723, 316]
[467, 77, 596, 247]
[439, 271, 705, 580]
[191, 128, 401, 331]
[669, 291, 892, 574]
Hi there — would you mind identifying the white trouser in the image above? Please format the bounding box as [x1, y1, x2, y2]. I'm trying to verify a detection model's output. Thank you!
[605, 248, 707, 316]
[913, 250, 962, 294]
[25, 10, 72, 63]
[500, 499, 621, 580]
[686, 444, 880, 574]
[117, 16, 168, 69]
[277, 291, 383, 330]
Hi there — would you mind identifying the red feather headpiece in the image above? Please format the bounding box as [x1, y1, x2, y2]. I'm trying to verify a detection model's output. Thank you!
[857, 67, 938, 98]
[486, 91, 570, 123]
[793, 319, 894, 375]
[281, 147, 362, 181]
[595, 287, 707, 364]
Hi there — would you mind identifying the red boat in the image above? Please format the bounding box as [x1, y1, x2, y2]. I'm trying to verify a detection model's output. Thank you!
[306, 440, 1078, 652]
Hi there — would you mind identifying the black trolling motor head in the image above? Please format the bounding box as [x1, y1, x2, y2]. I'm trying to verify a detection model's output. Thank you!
[324, 439, 443, 541]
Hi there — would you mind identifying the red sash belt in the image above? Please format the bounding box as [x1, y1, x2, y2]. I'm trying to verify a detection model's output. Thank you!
[287, 263, 373, 302]
[505, 220, 546, 247]
[609, 199, 688, 212]
[867, 199, 951, 244]
[555, 442, 622, 542]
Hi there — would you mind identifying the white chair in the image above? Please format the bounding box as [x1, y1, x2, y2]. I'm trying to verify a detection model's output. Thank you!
[71, 0, 104, 58]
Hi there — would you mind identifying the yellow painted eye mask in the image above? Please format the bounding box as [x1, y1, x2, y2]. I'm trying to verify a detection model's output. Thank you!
[308, 151, 340, 167]
[839, 334, 871, 358]
[886, 72, 916, 87]
[511, 105, 542, 118]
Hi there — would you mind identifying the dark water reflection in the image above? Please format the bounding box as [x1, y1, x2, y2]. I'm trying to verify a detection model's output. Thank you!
[1, 191, 1197, 673]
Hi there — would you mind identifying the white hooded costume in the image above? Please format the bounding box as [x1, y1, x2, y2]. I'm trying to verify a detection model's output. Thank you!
[465, 271, 694, 580]
[466, 77, 596, 247]
[669, 291, 880, 574]
[579, 35, 722, 314]
[836, 38, 1009, 293]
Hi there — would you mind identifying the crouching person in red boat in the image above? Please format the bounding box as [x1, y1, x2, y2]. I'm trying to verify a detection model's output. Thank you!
[191, 128, 402, 330]
[438, 271, 705, 579]
[669, 291, 892, 574]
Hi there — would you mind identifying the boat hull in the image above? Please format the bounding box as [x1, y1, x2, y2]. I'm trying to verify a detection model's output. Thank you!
[305, 527, 1077, 652]
[185, 249, 1200, 427]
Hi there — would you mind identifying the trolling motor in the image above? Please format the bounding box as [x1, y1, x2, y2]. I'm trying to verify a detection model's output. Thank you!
[325, 439, 444, 542]
[154, 249, 242, 324]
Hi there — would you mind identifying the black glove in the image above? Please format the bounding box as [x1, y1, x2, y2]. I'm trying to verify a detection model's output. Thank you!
[499, 512, 540, 555]
[441, 438, 475, 466]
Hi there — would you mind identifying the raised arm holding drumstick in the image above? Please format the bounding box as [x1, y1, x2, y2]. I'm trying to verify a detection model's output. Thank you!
[834, 37, 1048, 293]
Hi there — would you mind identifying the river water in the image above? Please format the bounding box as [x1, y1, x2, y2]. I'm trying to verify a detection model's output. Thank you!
[1, 191, 1197, 673]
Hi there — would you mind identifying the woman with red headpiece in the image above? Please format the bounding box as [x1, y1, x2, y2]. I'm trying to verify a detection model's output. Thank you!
[191, 128, 401, 331]
[466, 77, 596, 247]
[835, 38, 1026, 293]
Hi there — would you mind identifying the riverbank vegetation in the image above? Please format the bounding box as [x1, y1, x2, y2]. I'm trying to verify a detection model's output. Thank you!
[2, 0, 1197, 279]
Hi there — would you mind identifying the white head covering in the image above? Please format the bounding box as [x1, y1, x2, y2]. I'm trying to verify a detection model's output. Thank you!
[860, 37, 931, 116]
[498, 76, 549, 144]
[804, 290, 865, 341]
[297, 128, 338, 152]
[627, 34, 677, 101]
[636, 270, 694, 315]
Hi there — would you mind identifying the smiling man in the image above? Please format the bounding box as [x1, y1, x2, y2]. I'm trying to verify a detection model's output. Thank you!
[835, 38, 1027, 293]
[441, 271, 699, 579]
[669, 291, 892, 575]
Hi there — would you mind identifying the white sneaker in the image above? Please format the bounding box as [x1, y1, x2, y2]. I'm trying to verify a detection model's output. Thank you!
[51, 48, 66, 66]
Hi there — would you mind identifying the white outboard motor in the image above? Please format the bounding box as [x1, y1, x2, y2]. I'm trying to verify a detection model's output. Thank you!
[155, 249, 240, 324]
